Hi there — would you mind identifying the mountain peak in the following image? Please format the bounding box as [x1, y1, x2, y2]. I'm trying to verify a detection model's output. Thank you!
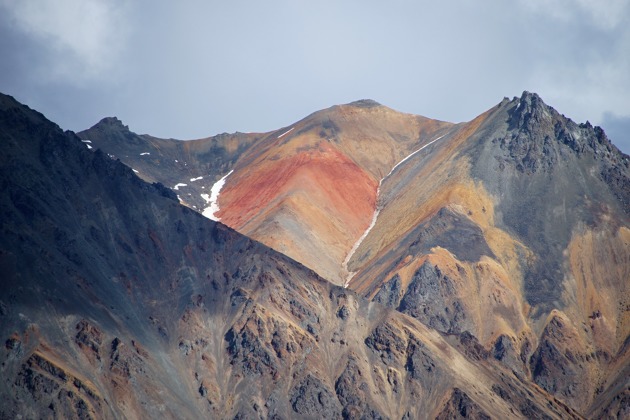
[518, 90, 542, 103]
[93, 116, 130, 132]
[505, 91, 626, 163]
[346, 99, 382, 108]
[508, 91, 552, 129]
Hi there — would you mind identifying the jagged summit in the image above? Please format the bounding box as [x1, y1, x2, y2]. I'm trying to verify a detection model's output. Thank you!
[513, 89, 543, 103]
[508, 90, 626, 155]
[495, 90, 628, 175]
[91, 116, 130, 131]
[509, 91, 550, 126]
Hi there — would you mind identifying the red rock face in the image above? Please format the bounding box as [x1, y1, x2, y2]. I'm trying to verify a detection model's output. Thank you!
[219, 142, 377, 235]
[78, 101, 453, 285]
[217, 139, 378, 281]
[210, 103, 453, 283]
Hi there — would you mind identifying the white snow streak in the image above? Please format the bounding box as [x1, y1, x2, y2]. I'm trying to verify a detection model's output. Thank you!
[173, 183, 187, 190]
[343, 201, 381, 286]
[385, 134, 445, 178]
[81, 139, 92, 143]
[190, 176, 203, 182]
[85, 144, 93, 149]
[342, 134, 446, 288]
[140, 152, 150, 156]
[202, 170, 234, 221]
[132, 168, 139, 173]
[277, 127, 294, 139]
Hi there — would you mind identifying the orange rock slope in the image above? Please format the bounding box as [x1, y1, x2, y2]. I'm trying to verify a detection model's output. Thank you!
[216, 101, 453, 283]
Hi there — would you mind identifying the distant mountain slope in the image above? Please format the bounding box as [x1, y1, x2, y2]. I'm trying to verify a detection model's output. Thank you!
[78, 117, 260, 213]
[79, 101, 453, 284]
[0, 94, 585, 418]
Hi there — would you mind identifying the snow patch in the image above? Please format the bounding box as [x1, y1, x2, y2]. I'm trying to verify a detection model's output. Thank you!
[85, 144, 93, 149]
[173, 183, 188, 190]
[201, 170, 234, 221]
[81, 139, 92, 143]
[277, 127, 294, 139]
[190, 176, 203, 182]
[132, 169, 139, 173]
[140, 152, 150, 156]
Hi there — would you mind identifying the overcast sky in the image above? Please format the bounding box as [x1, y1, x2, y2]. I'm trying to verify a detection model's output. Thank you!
[1, 0, 629, 153]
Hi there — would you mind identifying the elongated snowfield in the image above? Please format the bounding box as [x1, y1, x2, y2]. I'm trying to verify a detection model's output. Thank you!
[343, 134, 446, 287]
[385, 134, 445, 178]
[342, 187, 381, 287]
[202, 170, 234, 221]
[277, 127, 294, 139]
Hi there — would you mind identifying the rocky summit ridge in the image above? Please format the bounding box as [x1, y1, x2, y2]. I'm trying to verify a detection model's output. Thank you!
[1, 91, 629, 418]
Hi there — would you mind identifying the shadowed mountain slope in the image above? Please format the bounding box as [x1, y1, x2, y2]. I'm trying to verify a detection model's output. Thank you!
[77, 117, 259, 213]
[0, 94, 589, 418]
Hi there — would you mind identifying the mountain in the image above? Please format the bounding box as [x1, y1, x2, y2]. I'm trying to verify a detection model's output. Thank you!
[349, 93, 630, 415]
[79, 101, 454, 284]
[0, 94, 598, 419]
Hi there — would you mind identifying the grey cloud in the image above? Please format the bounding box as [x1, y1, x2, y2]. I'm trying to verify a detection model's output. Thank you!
[0, 0, 128, 83]
[601, 113, 630, 155]
[0, 1, 628, 154]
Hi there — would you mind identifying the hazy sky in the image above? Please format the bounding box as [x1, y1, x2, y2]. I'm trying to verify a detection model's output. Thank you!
[1, 0, 629, 153]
